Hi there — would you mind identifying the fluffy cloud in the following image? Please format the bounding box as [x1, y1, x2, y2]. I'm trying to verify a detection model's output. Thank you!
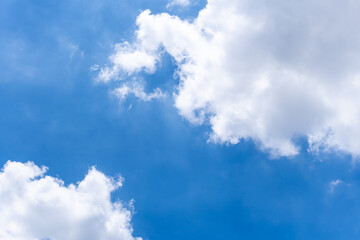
[98, 42, 158, 83]
[0, 161, 141, 240]
[98, 0, 360, 157]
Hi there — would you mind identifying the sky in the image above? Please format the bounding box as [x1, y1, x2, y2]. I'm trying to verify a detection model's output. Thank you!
[1, 0, 360, 239]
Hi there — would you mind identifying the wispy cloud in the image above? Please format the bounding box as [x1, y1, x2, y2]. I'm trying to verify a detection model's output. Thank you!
[328, 179, 343, 194]
[166, 0, 191, 8]
[113, 81, 167, 102]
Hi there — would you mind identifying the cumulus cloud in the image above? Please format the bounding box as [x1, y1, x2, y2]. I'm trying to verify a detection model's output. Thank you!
[98, 0, 360, 157]
[98, 42, 158, 83]
[0, 161, 141, 240]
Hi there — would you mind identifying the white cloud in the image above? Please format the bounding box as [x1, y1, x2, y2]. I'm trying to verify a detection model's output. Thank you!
[98, 42, 158, 83]
[113, 81, 167, 102]
[0, 161, 142, 240]
[90, 64, 99, 71]
[99, 0, 360, 157]
[166, 0, 191, 8]
[328, 179, 343, 194]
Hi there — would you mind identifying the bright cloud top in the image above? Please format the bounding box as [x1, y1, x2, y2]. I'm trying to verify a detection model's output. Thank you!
[0, 161, 141, 240]
[98, 0, 360, 157]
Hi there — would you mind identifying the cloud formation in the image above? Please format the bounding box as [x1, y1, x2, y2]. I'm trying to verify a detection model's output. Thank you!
[166, 0, 191, 8]
[113, 81, 166, 102]
[0, 161, 141, 240]
[99, 0, 360, 157]
[328, 179, 343, 194]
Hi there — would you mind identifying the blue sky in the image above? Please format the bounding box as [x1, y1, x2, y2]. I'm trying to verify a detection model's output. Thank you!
[1, 0, 360, 239]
